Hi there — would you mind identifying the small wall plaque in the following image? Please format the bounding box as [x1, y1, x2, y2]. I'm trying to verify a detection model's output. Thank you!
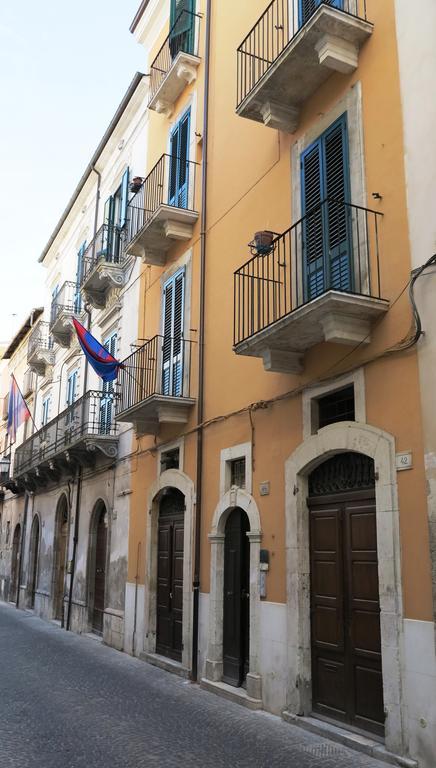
[259, 481, 270, 496]
[396, 451, 413, 471]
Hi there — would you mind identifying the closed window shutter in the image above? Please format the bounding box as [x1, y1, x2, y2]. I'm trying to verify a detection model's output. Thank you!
[102, 196, 115, 259]
[170, 0, 194, 57]
[168, 111, 190, 209]
[75, 242, 86, 313]
[301, 114, 351, 300]
[162, 270, 185, 397]
[100, 333, 117, 434]
[120, 168, 129, 228]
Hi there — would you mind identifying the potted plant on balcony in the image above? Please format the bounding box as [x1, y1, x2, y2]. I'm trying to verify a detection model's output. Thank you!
[252, 230, 275, 256]
[129, 176, 143, 194]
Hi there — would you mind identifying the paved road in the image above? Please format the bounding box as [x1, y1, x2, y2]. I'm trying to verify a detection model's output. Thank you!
[0, 603, 388, 768]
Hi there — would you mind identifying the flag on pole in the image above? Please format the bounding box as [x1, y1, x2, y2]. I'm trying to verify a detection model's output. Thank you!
[7, 375, 31, 443]
[72, 318, 122, 383]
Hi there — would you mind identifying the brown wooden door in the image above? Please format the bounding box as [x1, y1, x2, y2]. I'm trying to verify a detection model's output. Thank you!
[92, 508, 108, 634]
[223, 508, 250, 687]
[156, 490, 184, 661]
[10, 524, 21, 603]
[309, 488, 384, 735]
[55, 517, 68, 620]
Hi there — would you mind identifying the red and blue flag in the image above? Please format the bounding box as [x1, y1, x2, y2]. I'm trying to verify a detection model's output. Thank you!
[73, 318, 122, 383]
[7, 375, 31, 443]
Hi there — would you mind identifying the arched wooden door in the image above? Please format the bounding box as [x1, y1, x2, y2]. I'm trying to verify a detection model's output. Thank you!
[156, 489, 185, 661]
[222, 508, 250, 687]
[10, 524, 21, 603]
[54, 498, 68, 620]
[92, 505, 108, 634]
[308, 452, 384, 736]
[29, 517, 40, 609]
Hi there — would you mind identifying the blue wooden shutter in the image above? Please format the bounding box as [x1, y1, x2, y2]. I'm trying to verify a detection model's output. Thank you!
[301, 114, 351, 300]
[162, 270, 185, 397]
[100, 332, 117, 434]
[102, 196, 115, 260]
[170, 0, 195, 57]
[299, 0, 343, 27]
[74, 242, 86, 313]
[120, 168, 129, 229]
[66, 370, 78, 407]
[168, 110, 190, 209]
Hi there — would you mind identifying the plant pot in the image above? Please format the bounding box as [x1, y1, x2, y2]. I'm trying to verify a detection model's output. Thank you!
[129, 177, 143, 194]
[254, 230, 275, 255]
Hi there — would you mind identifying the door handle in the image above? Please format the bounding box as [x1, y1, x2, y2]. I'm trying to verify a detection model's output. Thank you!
[169, 592, 173, 600]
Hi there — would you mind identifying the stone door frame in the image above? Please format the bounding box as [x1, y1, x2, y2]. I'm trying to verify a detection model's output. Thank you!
[143, 469, 195, 672]
[205, 487, 263, 704]
[284, 421, 406, 756]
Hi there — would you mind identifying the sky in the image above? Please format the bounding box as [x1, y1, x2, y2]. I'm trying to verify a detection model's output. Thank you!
[0, 0, 145, 344]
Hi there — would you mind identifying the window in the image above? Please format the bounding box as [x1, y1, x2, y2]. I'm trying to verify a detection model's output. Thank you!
[66, 370, 78, 407]
[102, 168, 129, 263]
[169, 110, 190, 209]
[230, 458, 246, 489]
[99, 332, 117, 435]
[299, 0, 342, 27]
[161, 447, 180, 472]
[41, 396, 51, 427]
[74, 242, 86, 313]
[170, 0, 195, 58]
[162, 269, 185, 397]
[317, 385, 355, 430]
[301, 114, 351, 300]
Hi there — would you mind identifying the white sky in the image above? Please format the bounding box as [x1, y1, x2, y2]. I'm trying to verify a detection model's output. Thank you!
[0, 0, 145, 344]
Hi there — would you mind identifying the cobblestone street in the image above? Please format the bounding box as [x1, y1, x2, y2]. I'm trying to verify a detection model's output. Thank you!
[0, 603, 392, 768]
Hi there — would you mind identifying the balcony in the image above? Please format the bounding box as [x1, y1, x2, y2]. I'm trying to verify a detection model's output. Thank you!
[237, 0, 373, 132]
[50, 281, 82, 347]
[80, 225, 128, 309]
[148, 9, 201, 117]
[234, 199, 388, 373]
[27, 321, 54, 377]
[115, 335, 195, 435]
[125, 154, 199, 265]
[12, 391, 118, 490]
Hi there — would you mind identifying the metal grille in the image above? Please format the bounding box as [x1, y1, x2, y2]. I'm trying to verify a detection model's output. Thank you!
[230, 458, 246, 489]
[318, 385, 355, 429]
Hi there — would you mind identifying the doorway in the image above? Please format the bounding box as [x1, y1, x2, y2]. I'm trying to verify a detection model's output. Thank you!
[156, 488, 185, 661]
[92, 504, 108, 634]
[10, 524, 21, 603]
[222, 507, 250, 687]
[308, 452, 384, 736]
[28, 516, 40, 609]
[54, 496, 68, 621]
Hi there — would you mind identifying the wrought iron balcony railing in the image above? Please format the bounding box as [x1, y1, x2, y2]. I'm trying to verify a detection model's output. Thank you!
[50, 281, 81, 328]
[126, 154, 198, 249]
[27, 321, 53, 362]
[116, 335, 194, 417]
[234, 198, 382, 346]
[149, 9, 200, 104]
[13, 390, 118, 478]
[80, 224, 126, 288]
[237, 0, 368, 109]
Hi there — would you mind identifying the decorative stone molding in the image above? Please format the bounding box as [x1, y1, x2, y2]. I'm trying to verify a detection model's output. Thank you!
[204, 489, 263, 707]
[284, 421, 407, 758]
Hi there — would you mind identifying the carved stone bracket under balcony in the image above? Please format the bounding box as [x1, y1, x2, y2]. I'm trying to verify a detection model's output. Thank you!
[149, 52, 201, 118]
[28, 347, 55, 377]
[235, 291, 389, 374]
[126, 206, 199, 266]
[51, 311, 75, 348]
[237, 4, 373, 132]
[82, 261, 127, 309]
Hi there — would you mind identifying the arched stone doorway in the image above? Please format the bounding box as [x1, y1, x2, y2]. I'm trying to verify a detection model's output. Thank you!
[143, 469, 194, 672]
[285, 422, 405, 756]
[222, 507, 250, 687]
[10, 524, 21, 603]
[53, 494, 69, 621]
[28, 516, 40, 609]
[90, 501, 108, 635]
[156, 488, 185, 661]
[205, 488, 263, 706]
[308, 452, 383, 735]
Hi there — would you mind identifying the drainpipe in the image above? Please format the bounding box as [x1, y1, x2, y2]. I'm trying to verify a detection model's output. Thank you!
[191, 0, 212, 682]
[65, 169, 99, 629]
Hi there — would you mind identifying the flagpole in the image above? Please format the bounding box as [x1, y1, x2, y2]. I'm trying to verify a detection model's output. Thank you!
[11, 374, 38, 433]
